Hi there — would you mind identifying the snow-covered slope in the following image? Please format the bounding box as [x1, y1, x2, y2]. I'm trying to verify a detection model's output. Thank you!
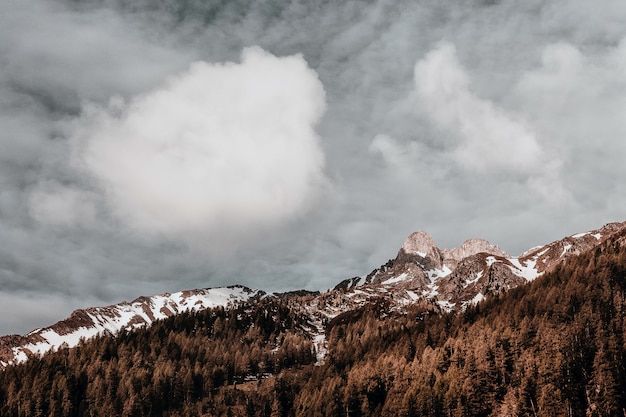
[2, 221, 625, 368]
[0, 286, 263, 367]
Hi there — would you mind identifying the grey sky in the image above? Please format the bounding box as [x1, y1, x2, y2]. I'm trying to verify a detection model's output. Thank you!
[2, 0, 626, 335]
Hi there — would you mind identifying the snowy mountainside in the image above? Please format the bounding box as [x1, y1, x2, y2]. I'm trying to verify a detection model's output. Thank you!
[272, 221, 626, 363]
[333, 221, 626, 310]
[2, 221, 626, 368]
[0, 286, 263, 367]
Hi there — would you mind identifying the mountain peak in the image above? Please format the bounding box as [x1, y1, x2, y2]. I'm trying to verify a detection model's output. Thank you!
[444, 238, 508, 262]
[4, 221, 626, 369]
[399, 232, 508, 271]
[363, 221, 626, 312]
[400, 231, 437, 256]
[399, 231, 443, 269]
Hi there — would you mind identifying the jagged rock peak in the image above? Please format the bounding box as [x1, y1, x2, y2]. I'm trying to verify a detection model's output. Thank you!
[401, 231, 439, 256]
[444, 238, 509, 261]
[399, 231, 443, 269]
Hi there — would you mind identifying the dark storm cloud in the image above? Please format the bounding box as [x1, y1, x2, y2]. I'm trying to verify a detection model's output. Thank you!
[2, 0, 626, 334]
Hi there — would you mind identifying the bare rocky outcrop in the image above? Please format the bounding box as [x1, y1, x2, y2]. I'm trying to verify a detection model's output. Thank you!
[442, 238, 508, 270]
[397, 232, 507, 271]
[437, 254, 524, 305]
[397, 231, 444, 270]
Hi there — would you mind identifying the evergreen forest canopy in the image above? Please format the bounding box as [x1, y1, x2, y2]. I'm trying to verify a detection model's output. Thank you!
[1, 240, 626, 416]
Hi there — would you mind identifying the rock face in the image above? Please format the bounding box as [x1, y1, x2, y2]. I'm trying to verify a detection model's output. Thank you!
[399, 231, 443, 269]
[2, 221, 626, 368]
[442, 238, 508, 269]
[396, 233, 508, 272]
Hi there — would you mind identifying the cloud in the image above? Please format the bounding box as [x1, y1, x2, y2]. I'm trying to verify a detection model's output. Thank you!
[414, 41, 545, 174]
[71, 47, 329, 253]
[514, 39, 626, 125]
[1, 0, 195, 115]
[516, 42, 584, 105]
[4, 0, 626, 337]
[0, 292, 77, 335]
[410, 41, 570, 204]
[29, 181, 99, 227]
[369, 134, 424, 180]
[512, 38, 626, 206]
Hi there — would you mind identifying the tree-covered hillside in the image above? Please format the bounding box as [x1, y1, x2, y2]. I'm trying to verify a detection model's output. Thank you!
[1, 241, 626, 416]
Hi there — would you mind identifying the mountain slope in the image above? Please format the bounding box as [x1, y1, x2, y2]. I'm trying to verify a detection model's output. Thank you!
[1, 221, 625, 368]
[1, 226, 626, 416]
[0, 286, 263, 367]
[341, 221, 626, 309]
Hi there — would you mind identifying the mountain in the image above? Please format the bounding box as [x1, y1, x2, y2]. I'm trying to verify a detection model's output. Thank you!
[1, 221, 625, 369]
[334, 220, 626, 309]
[0, 286, 264, 368]
[2, 223, 626, 416]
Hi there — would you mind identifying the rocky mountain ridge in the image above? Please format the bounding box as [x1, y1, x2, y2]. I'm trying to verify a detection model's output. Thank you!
[341, 221, 626, 309]
[2, 221, 626, 368]
[0, 286, 264, 368]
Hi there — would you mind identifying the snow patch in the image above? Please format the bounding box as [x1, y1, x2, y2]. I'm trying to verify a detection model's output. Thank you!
[437, 300, 456, 312]
[521, 245, 549, 258]
[382, 273, 408, 285]
[466, 271, 483, 285]
[533, 247, 550, 258]
[472, 292, 485, 304]
[422, 267, 447, 300]
[561, 244, 572, 257]
[486, 256, 498, 266]
[428, 265, 452, 279]
[508, 258, 540, 281]
[461, 292, 485, 309]
[11, 348, 28, 364]
[313, 333, 327, 363]
[406, 291, 419, 301]
[572, 232, 589, 238]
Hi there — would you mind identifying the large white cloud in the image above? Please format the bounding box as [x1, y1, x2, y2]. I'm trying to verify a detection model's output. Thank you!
[72, 47, 329, 252]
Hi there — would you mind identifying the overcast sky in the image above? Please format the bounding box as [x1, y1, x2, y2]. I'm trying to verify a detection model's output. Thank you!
[2, 0, 626, 335]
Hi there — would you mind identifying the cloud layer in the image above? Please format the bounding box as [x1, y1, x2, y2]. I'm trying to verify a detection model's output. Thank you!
[2, 0, 626, 335]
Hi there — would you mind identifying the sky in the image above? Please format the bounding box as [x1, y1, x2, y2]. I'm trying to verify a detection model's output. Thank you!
[2, 0, 626, 335]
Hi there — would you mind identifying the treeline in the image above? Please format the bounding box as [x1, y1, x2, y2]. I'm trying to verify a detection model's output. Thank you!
[1, 241, 626, 416]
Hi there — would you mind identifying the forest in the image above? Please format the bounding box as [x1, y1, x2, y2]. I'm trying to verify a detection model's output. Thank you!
[0, 240, 625, 416]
